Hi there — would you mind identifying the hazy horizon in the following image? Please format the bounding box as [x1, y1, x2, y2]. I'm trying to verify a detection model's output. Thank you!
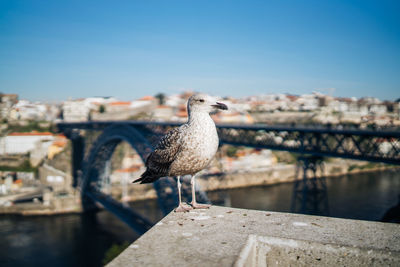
[1, 90, 399, 104]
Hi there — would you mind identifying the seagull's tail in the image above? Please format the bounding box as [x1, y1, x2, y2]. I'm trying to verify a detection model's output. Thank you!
[132, 169, 159, 184]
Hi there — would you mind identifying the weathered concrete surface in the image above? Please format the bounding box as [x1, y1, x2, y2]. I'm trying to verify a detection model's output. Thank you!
[235, 235, 400, 266]
[108, 206, 400, 267]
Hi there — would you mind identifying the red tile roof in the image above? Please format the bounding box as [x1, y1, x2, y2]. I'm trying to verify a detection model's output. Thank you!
[156, 105, 170, 109]
[110, 101, 131, 106]
[139, 96, 155, 101]
[115, 166, 140, 173]
[8, 131, 53, 136]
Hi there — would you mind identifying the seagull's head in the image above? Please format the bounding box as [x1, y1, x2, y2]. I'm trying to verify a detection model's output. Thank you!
[187, 93, 228, 114]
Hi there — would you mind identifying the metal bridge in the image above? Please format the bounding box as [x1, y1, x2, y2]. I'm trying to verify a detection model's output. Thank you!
[57, 121, 400, 234]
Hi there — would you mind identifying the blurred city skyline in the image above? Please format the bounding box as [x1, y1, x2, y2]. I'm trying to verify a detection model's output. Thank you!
[1, 0, 399, 102]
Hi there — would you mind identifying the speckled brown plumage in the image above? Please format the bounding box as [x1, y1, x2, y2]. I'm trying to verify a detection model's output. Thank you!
[133, 94, 226, 184]
[134, 125, 188, 183]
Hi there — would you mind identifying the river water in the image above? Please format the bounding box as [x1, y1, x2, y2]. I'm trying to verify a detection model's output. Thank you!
[1, 170, 399, 266]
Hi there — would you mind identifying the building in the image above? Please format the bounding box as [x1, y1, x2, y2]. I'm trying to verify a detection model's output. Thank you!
[153, 105, 174, 121]
[0, 93, 18, 119]
[47, 135, 68, 160]
[11, 100, 49, 121]
[212, 112, 255, 124]
[0, 132, 54, 155]
[62, 99, 91, 122]
[39, 163, 73, 193]
[91, 97, 157, 121]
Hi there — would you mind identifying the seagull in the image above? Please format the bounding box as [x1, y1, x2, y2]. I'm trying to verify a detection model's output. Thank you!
[133, 93, 228, 212]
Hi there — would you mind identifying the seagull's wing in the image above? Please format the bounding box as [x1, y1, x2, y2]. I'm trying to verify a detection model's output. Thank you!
[133, 126, 184, 183]
[148, 127, 183, 172]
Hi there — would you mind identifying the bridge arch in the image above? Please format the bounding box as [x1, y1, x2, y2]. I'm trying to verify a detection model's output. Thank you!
[79, 124, 195, 233]
[78, 124, 161, 233]
[81, 124, 153, 195]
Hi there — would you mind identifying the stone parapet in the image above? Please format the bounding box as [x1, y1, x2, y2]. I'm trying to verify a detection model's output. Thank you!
[108, 206, 400, 266]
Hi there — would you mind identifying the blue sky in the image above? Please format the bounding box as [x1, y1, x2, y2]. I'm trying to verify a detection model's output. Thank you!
[0, 0, 399, 101]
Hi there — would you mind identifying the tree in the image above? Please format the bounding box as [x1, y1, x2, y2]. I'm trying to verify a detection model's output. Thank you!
[226, 146, 238, 158]
[155, 93, 166, 105]
[99, 105, 106, 113]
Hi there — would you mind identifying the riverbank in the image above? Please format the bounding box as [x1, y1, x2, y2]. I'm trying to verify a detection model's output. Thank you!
[198, 159, 399, 192]
[118, 159, 399, 202]
[0, 194, 82, 215]
[1, 159, 398, 216]
[104, 159, 399, 203]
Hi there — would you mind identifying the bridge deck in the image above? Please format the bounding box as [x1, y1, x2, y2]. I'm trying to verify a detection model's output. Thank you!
[58, 121, 400, 165]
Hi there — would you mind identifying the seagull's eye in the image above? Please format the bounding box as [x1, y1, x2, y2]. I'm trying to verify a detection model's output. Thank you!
[199, 99, 205, 103]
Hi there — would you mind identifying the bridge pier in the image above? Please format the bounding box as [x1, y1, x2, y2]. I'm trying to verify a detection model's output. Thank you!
[291, 155, 329, 216]
[67, 129, 85, 188]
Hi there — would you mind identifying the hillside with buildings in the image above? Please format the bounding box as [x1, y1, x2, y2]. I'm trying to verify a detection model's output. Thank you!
[0, 91, 399, 213]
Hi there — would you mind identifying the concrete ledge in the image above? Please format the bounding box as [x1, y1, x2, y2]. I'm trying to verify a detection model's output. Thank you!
[108, 206, 400, 266]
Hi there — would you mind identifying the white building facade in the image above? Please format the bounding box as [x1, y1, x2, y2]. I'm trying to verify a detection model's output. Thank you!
[0, 132, 54, 155]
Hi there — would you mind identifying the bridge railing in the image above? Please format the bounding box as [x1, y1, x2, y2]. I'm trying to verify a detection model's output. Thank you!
[216, 124, 400, 165]
[58, 121, 400, 165]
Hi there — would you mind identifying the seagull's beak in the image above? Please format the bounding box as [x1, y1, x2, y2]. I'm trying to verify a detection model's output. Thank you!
[212, 102, 228, 110]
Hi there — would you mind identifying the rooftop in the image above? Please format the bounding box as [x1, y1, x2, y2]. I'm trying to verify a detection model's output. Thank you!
[8, 131, 54, 136]
[110, 101, 131, 106]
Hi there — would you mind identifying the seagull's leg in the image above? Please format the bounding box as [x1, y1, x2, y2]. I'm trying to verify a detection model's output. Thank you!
[190, 174, 211, 209]
[175, 176, 192, 212]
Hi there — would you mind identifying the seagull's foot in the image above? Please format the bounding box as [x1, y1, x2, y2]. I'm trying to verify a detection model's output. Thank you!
[191, 202, 211, 209]
[181, 202, 193, 209]
[175, 203, 193, 212]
